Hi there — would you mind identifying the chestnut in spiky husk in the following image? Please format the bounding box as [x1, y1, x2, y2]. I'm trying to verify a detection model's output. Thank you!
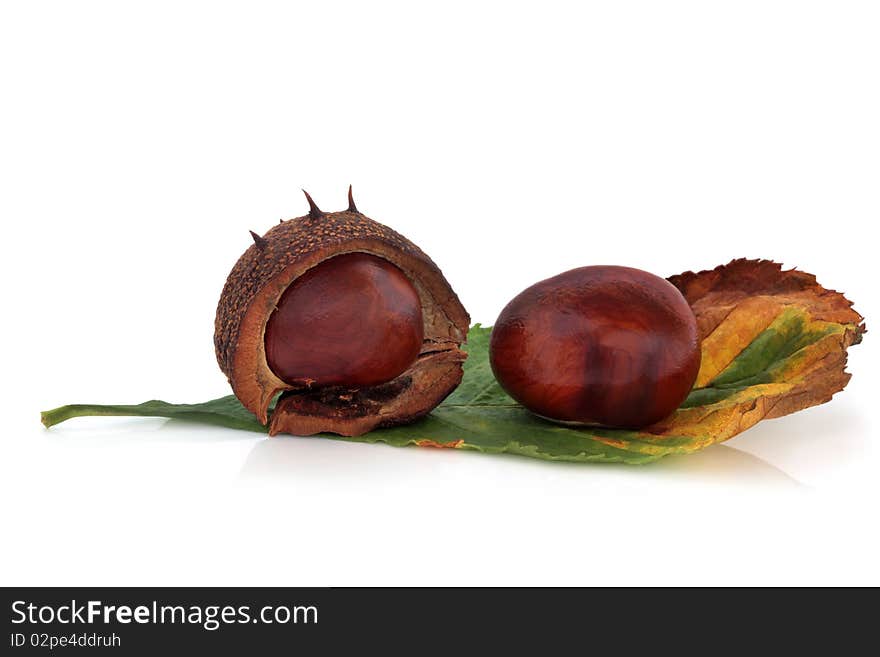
[489, 265, 701, 429]
[214, 187, 469, 437]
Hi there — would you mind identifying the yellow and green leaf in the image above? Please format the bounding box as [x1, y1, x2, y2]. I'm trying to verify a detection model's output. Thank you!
[41, 260, 865, 465]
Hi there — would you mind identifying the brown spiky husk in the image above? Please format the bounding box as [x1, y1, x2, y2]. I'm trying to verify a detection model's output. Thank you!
[214, 205, 470, 436]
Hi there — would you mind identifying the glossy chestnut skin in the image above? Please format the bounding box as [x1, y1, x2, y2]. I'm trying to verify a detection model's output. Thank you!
[489, 265, 701, 429]
[264, 252, 424, 388]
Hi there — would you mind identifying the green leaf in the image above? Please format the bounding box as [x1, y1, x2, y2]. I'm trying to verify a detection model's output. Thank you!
[41, 328, 672, 464]
[41, 397, 268, 433]
[41, 260, 865, 465]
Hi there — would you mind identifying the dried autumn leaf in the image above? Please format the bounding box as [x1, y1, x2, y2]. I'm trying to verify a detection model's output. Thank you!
[42, 259, 864, 464]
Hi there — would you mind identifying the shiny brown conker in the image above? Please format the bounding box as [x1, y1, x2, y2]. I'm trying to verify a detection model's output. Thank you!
[264, 252, 424, 388]
[489, 265, 701, 429]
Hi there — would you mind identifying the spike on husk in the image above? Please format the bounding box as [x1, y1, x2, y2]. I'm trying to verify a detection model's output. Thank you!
[347, 185, 359, 213]
[302, 189, 323, 219]
[249, 230, 268, 248]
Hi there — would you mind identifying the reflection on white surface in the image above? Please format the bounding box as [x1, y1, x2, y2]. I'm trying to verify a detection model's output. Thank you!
[42, 397, 869, 492]
[238, 434, 801, 488]
[650, 444, 802, 486]
[39, 394, 871, 495]
[18, 390, 873, 586]
[41, 416, 257, 444]
[35, 374, 866, 493]
[233, 393, 871, 491]
[719, 398, 868, 487]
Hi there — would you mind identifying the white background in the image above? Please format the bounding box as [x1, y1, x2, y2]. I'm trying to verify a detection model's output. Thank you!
[1, 1, 878, 586]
